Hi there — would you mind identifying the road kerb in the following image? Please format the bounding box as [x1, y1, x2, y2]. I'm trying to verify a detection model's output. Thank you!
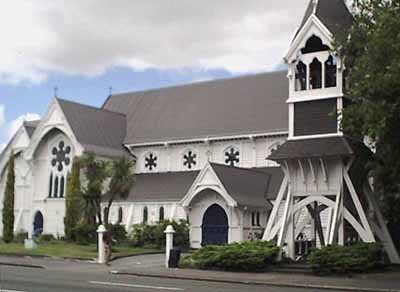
[110, 270, 400, 292]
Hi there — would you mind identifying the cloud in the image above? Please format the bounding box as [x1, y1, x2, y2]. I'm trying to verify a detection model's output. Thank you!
[0, 106, 40, 151]
[0, 0, 310, 84]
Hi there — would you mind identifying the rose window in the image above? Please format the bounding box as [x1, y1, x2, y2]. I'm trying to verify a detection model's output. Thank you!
[51, 141, 71, 172]
[225, 147, 240, 167]
[145, 153, 158, 171]
[183, 150, 197, 169]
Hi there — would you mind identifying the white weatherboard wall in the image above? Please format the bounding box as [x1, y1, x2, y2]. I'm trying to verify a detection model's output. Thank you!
[132, 136, 285, 174]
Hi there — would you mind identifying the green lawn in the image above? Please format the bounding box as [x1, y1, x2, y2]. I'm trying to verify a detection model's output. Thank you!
[0, 241, 161, 259]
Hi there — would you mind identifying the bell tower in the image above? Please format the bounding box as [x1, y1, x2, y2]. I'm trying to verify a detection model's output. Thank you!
[263, 0, 399, 263]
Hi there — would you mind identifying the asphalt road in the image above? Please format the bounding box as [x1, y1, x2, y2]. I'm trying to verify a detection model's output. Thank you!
[0, 265, 325, 292]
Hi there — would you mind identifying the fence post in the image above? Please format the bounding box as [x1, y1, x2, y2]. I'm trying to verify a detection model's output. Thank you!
[164, 225, 175, 268]
[97, 225, 106, 264]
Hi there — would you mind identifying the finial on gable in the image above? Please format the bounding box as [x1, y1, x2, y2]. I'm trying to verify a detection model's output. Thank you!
[109, 86, 113, 96]
[312, 0, 319, 14]
[54, 86, 58, 98]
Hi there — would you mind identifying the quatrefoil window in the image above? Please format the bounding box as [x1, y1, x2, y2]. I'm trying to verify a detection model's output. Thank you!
[225, 147, 240, 167]
[183, 150, 197, 169]
[51, 141, 71, 172]
[145, 153, 158, 171]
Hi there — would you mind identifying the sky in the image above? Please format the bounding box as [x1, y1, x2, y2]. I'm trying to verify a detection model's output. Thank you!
[0, 0, 311, 150]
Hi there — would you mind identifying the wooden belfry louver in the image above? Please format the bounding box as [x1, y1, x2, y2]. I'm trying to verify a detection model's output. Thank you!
[262, 0, 399, 263]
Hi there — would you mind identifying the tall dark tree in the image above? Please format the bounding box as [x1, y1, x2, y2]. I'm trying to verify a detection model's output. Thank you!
[64, 157, 82, 239]
[103, 157, 135, 225]
[337, 0, 400, 235]
[80, 153, 109, 225]
[2, 155, 15, 243]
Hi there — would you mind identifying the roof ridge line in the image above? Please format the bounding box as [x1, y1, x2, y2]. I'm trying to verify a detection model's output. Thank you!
[107, 70, 287, 98]
[56, 97, 127, 117]
[210, 162, 272, 176]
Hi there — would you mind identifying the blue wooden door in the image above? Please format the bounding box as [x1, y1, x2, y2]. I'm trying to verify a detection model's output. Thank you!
[33, 211, 44, 237]
[202, 204, 228, 245]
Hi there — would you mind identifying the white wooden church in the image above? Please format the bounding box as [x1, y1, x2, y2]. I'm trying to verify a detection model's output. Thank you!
[0, 0, 398, 262]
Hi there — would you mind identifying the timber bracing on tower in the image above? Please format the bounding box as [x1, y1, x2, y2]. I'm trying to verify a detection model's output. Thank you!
[263, 154, 400, 264]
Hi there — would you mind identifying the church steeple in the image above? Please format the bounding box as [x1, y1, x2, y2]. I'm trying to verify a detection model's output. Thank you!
[284, 0, 352, 139]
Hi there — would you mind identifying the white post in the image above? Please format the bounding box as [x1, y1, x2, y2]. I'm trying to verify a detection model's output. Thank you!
[97, 225, 106, 264]
[164, 225, 175, 268]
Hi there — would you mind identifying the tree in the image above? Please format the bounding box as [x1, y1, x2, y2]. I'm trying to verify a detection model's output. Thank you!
[337, 0, 400, 235]
[80, 153, 109, 225]
[103, 157, 135, 225]
[2, 155, 15, 243]
[64, 157, 82, 240]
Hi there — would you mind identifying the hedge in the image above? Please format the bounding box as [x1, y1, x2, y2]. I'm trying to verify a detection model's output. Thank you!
[307, 243, 384, 275]
[129, 220, 189, 248]
[181, 241, 279, 272]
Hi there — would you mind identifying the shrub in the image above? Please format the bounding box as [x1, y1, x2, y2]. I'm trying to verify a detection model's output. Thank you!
[64, 158, 82, 240]
[107, 224, 127, 243]
[129, 224, 157, 247]
[37, 234, 56, 242]
[2, 155, 15, 243]
[70, 224, 98, 245]
[14, 232, 28, 243]
[154, 220, 190, 249]
[181, 241, 279, 272]
[307, 243, 384, 275]
[129, 220, 189, 248]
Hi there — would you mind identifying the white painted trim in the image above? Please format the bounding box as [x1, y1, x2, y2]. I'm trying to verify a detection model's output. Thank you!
[288, 132, 343, 141]
[126, 131, 288, 148]
[286, 92, 343, 103]
[285, 15, 333, 62]
[180, 162, 237, 208]
[24, 99, 83, 160]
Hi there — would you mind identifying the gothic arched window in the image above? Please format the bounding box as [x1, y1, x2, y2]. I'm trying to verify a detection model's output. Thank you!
[159, 206, 165, 222]
[301, 35, 330, 54]
[309, 58, 322, 89]
[295, 61, 307, 91]
[143, 206, 148, 224]
[49, 140, 72, 198]
[53, 176, 59, 198]
[183, 149, 197, 169]
[325, 55, 337, 88]
[224, 146, 240, 167]
[118, 207, 123, 224]
[48, 172, 53, 198]
[60, 176, 65, 198]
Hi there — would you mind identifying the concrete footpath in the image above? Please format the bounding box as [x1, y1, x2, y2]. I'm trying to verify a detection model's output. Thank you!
[1, 254, 400, 292]
[110, 254, 400, 292]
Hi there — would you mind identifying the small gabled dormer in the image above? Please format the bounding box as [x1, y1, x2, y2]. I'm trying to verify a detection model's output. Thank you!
[285, 0, 352, 139]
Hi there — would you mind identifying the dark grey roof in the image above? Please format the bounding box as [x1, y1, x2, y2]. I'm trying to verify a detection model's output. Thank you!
[295, 0, 353, 41]
[114, 171, 200, 202]
[268, 136, 361, 160]
[57, 98, 128, 157]
[110, 164, 283, 206]
[103, 71, 288, 145]
[211, 163, 283, 207]
[23, 120, 40, 138]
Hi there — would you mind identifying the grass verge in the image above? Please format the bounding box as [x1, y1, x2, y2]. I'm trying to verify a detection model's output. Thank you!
[0, 241, 161, 259]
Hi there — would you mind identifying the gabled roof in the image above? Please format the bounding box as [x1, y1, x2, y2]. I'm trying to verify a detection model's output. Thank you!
[103, 71, 288, 145]
[109, 165, 283, 206]
[294, 0, 353, 41]
[210, 163, 283, 206]
[268, 136, 367, 161]
[111, 170, 200, 202]
[56, 98, 128, 157]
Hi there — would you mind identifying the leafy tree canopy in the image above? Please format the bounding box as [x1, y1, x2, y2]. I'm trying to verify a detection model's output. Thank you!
[338, 0, 400, 227]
